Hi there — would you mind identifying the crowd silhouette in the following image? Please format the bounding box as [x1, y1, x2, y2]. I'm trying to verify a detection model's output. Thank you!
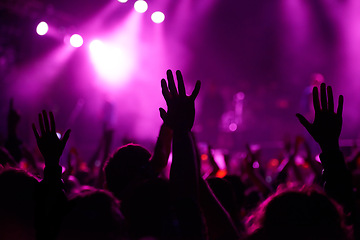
[0, 70, 359, 240]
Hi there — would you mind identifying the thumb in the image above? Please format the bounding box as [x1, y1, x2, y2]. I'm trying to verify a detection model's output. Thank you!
[159, 108, 168, 123]
[296, 113, 312, 133]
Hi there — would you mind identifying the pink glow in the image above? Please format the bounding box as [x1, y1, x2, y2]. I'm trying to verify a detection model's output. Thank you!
[89, 39, 135, 86]
[7, 45, 74, 102]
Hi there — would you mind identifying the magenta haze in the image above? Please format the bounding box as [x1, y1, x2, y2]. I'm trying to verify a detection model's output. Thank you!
[1, 1, 360, 161]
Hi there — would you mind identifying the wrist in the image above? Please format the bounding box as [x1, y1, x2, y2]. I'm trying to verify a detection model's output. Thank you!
[319, 149, 346, 171]
[319, 141, 340, 153]
[43, 164, 63, 183]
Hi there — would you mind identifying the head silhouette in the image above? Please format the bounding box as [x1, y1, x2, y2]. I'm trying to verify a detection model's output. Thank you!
[57, 187, 125, 240]
[0, 168, 38, 240]
[246, 186, 351, 240]
[104, 143, 152, 200]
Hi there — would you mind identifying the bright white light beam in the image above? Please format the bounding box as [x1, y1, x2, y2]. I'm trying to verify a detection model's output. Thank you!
[36, 21, 49, 36]
[151, 11, 165, 23]
[70, 34, 84, 48]
[134, 0, 148, 13]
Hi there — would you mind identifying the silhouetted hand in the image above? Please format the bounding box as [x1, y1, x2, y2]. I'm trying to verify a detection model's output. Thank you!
[32, 111, 70, 167]
[296, 83, 343, 151]
[159, 69, 201, 132]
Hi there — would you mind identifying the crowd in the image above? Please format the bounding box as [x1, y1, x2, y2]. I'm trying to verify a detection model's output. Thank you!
[0, 69, 359, 240]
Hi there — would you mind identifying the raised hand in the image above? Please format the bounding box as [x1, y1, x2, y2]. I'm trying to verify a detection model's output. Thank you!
[296, 83, 343, 151]
[32, 111, 71, 167]
[159, 69, 201, 132]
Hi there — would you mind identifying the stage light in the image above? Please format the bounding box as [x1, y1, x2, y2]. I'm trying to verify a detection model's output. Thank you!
[70, 34, 83, 48]
[151, 11, 165, 23]
[89, 39, 134, 84]
[118, 0, 128, 2]
[229, 123, 237, 132]
[134, 0, 148, 13]
[36, 21, 48, 36]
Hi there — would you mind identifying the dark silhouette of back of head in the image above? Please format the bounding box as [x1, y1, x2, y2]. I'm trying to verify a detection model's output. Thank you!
[57, 188, 125, 240]
[104, 143, 152, 200]
[120, 178, 176, 240]
[247, 187, 351, 240]
[0, 168, 38, 240]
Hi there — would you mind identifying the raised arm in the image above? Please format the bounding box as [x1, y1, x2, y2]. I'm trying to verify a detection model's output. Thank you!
[32, 111, 70, 240]
[160, 69, 200, 198]
[160, 70, 205, 239]
[296, 83, 353, 219]
[32, 111, 70, 179]
[149, 123, 173, 175]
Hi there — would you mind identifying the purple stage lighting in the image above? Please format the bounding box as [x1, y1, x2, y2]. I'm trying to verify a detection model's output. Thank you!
[151, 11, 165, 23]
[70, 34, 84, 48]
[89, 39, 134, 85]
[36, 21, 49, 36]
[118, 0, 128, 2]
[134, 0, 148, 13]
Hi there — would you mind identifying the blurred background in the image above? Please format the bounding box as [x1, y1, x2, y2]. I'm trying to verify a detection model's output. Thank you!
[1, 0, 360, 162]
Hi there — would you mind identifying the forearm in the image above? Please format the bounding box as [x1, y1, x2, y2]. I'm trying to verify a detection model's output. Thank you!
[150, 124, 173, 174]
[36, 163, 67, 240]
[320, 148, 354, 217]
[170, 130, 199, 199]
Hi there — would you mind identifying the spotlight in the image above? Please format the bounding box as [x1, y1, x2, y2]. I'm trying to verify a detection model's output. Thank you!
[70, 34, 83, 48]
[151, 11, 165, 23]
[229, 123, 237, 132]
[134, 0, 148, 13]
[36, 21, 49, 36]
[89, 39, 134, 84]
[118, 0, 128, 2]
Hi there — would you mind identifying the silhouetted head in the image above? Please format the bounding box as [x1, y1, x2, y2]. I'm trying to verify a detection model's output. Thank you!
[0, 168, 38, 240]
[58, 187, 125, 240]
[120, 178, 176, 239]
[104, 144, 152, 200]
[246, 186, 351, 240]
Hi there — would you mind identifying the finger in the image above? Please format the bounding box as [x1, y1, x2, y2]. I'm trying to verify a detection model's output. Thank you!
[43, 110, 50, 133]
[296, 113, 312, 133]
[159, 108, 168, 122]
[190, 81, 201, 101]
[337, 95, 344, 116]
[327, 86, 334, 113]
[166, 69, 177, 95]
[61, 129, 71, 147]
[161, 79, 171, 102]
[176, 70, 186, 96]
[39, 113, 45, 135]
[320, 83, 327, 111]
[32, 123, 40, 142]
[312, 87, 320, 112]
[49, 112, 56, 133]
